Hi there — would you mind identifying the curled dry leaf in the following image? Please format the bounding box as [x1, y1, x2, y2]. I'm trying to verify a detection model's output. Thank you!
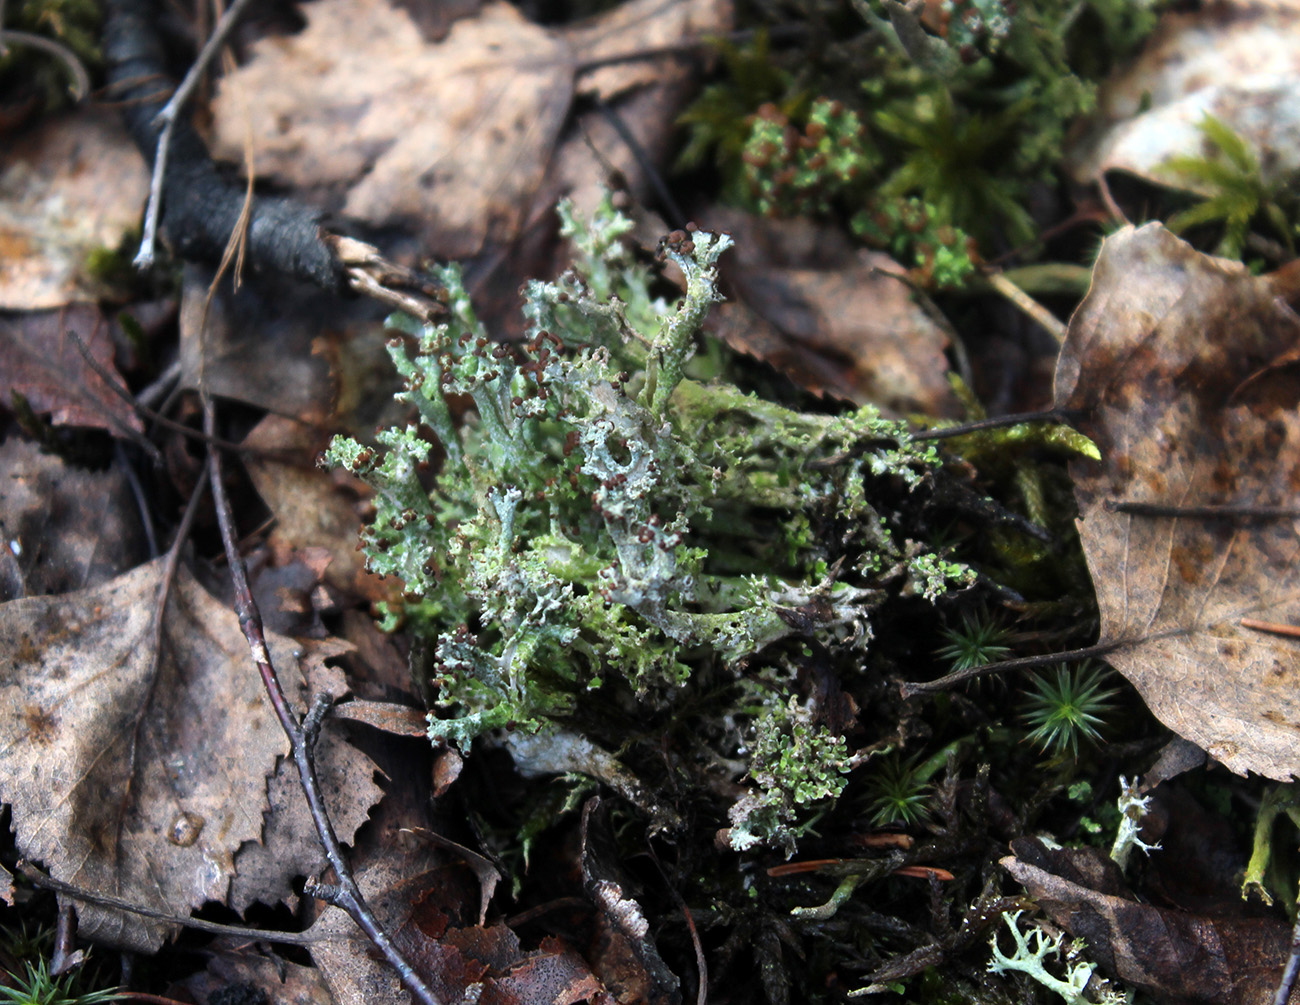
[0, 559, 372, 950]
[1066, 2, 1300, 192]
[1055, 222, 1300, 779]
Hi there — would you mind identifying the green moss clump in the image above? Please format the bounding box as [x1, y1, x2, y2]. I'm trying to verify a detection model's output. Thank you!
[678, 0, 1164, 281]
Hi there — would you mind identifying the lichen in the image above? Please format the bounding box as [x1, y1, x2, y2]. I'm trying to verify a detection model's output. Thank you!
[326, 193, 964, 850]
[989, 911, 1128, 1005]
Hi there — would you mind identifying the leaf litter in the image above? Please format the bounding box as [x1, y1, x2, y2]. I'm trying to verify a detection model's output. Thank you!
[0, 559, 381, 951]
[1057, 222, 1300, 779]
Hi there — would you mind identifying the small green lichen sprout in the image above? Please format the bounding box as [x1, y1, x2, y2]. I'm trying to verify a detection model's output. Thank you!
[327, 192, 963, 849]
[1109, 775, 1160, 873]
[726, 696, 851, 854]
[988, 911, 1127, 1005]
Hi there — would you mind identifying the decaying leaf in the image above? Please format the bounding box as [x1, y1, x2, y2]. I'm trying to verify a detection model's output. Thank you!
[0, 437, 146, 602]
[1002, 837, 1298, 1004]
[707, 211, 956, 414]
[0, 109, 149, 310]
[209, 0, 729, 259]
[229, 655, 384, 916]
[177, 266, 344, 424]
[310, 860, 609, 1005]
[1056, 222, 1300, 779]
[242, 415, 392, 604]
[0, 303, 145, 435]
[0, 559, 374, 950]
[210, 0, 574, 260]
[1066, 2, 1300, 193]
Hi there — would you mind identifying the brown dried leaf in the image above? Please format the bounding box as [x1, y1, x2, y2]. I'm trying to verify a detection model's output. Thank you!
[331, 700, 429, 737]
[210, 0, 574, 260]
[1055, 223, 1300, 779]
[311, 861, 610, 1005]
[177, 267, 342, 424]
[0, 109, 149, 310]
[1001, 837, 1297, 1005]
[0, 559, 369, 950]
[242, 415, 391, 603]
[0, 437, 147, 602]
[707, 212, 956, 414]
[0, 303, 145, 435]
[210, 0, 730, 261]
[1066, 2, 1300, 192]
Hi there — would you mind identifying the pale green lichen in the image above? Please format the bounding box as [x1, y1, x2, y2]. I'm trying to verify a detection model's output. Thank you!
[726, 696, 851, 854]
[989, 911, 1128, 1005]
[326, 193, 960, 849]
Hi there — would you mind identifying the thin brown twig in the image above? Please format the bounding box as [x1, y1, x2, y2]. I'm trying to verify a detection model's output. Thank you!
[134, 0, 258, 267]
[203, 398, 442, 1005]
[66, 329, 247, 454]
[899, 640, 1128, 697]
[17, 865, 325, 946]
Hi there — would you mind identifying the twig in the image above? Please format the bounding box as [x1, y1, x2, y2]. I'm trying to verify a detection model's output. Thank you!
[899, 640, 1127, 697]
[116, 441, 159, 557]
[1108, 500, 1300, 521]
[67, 329, 267, 456]
[134, 0, 257, 268]
[203, 399, 442, 1005]
[1275, 913, 1300, 1005]
[910, 408, 1084, 442]
[983, 270, 1068, 344]
[17, 865, 325, 947]
[0, 29, 91, 100]
[1241, 618, 1300, 640]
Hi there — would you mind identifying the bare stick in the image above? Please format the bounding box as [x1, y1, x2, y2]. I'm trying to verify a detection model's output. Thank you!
[18, 864, 325, 946]
[910, 408, 1084, 442]
[203, 399, 442, 1005]
[1108, 500, 1300, 521]
[899, 640, 1126, 697]
[1275, 909, 1300, 1005]
[1242, 618, 1300, 640]
[68, 329, 249, 454]
[984, 270, 1068, 344]
[134, 0, 257, 268]
[0, 29, 91, 100]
